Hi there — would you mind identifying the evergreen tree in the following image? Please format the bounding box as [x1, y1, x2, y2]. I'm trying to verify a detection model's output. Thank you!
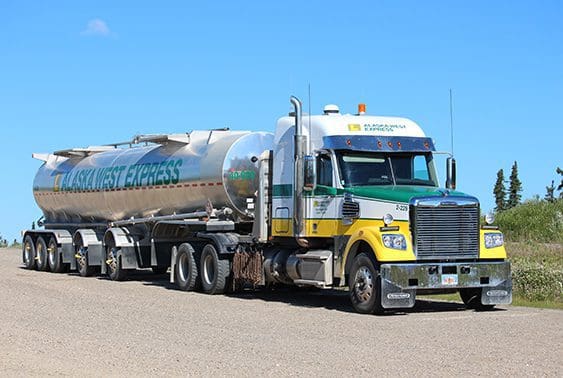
[493, 169, 507, 211]
[557, 167, 563, 198]
[507, 161, 522, 209]
[545, 180, 555, 202]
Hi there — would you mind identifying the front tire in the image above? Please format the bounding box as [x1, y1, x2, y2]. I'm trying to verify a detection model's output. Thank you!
[22, 235, 36, 270]
[460, 288, 495, 311]
[349, 253, 384, 314]
[35, 236, 49, 271]
[200, 244, 229, 295]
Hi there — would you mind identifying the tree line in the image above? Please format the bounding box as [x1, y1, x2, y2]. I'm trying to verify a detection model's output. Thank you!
[494, 162, 562, 212]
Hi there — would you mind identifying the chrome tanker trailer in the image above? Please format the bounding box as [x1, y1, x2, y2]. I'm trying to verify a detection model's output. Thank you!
[22, 96, 512, 314]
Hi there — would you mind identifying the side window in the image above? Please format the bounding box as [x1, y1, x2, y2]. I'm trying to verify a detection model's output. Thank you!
[317, 155, 333, 187]
[413, 155, 429, 180]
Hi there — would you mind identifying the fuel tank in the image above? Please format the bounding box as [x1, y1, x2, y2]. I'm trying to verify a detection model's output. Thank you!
[33, 130, 274, 223]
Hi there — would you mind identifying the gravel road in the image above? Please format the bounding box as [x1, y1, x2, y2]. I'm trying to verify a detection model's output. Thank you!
[1, 247, 561, 377]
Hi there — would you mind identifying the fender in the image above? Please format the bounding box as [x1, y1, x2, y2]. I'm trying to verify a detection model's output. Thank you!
[341, 225, 416, 278]
[104, 227, 138, 270]
[73, 229, 104, 266]
[196, 232, 239, 255]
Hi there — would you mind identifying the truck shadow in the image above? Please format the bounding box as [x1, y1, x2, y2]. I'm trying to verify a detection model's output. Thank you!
[131, 272, 503, 315]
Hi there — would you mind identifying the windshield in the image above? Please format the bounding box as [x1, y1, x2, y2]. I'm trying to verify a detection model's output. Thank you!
[336, 151, 437, 187]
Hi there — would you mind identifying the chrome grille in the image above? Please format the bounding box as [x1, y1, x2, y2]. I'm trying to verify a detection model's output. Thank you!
[411, 202, 479, 260]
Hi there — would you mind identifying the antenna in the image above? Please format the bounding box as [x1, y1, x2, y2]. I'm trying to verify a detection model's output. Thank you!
[308, 83, 312, 153]
[449, 88, 454, 155]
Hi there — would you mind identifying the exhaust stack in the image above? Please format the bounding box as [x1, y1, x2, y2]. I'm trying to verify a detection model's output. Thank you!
[290, 96, 308, 247]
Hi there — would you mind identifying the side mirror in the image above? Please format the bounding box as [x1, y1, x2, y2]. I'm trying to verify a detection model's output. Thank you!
[445, 157, 456, 190]
[303, 155, 316, 191]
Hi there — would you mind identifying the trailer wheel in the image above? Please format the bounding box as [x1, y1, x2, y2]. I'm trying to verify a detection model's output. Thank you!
[106, 246, 127, 281]
[175, 243, 198, 291]
[47, 236, 64, 273]
[35, 236, 49, 271]
[349, 253, 384, 314]
[22, 235, 36, 270]
[200, 244, 229, 295]
[75, 246, 95, 277]
[460, 288, 495, 311]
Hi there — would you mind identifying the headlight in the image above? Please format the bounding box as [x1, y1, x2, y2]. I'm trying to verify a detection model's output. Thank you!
[484, 233, 504, 248]
[485, 212, 495, 225]
[382, 234, 406, 250]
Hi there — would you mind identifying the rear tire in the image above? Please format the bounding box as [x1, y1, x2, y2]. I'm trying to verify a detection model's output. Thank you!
[35, 236, 49, 271]
[200, 244, 229, 295]
[47, 237, 64, 273]
[349, 253, 384, 314]
[22, 235, 36, 270]
[175, 244, 198, 291]
[106, 246, 127, 281]
[460, 288, 495, 311]
[76, 245, 95, 277]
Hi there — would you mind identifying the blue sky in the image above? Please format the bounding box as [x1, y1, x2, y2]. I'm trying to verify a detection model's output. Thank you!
[1, 1, 562, 242]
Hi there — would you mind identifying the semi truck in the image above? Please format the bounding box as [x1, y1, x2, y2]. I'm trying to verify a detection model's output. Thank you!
[22, 96, 512, 314]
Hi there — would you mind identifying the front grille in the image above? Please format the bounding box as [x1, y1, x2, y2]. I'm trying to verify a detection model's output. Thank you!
[411, 203, 479, 260]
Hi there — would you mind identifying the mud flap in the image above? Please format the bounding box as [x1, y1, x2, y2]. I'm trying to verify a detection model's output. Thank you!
[481, 277, 513, 305]
[380, 274, 416, 309]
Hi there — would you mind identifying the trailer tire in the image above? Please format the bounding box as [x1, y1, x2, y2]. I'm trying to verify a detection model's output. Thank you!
[35, 236, 49, 271]
[349, 253, 384, 315]
[175, 243, 198, 291]
[22, 235, 36, 270]
[460, 288, 495, 311]
[47, 236, 64, 273]
[200, 244, 229, 295]
[106, 246, 127, 281]
[76, 246, 95, 277]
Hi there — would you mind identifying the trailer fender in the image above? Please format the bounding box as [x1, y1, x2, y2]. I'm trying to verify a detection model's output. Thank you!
[103, 228, 138, 270]
[196, 232, 239, 255]
[73, 229, 104, 266]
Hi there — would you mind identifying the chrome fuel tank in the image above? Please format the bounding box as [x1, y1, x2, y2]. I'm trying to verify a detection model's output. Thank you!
[33, 130, 274, 223]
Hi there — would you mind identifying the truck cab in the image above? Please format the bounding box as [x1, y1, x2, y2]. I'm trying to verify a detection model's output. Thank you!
[268, 100, 512, 314]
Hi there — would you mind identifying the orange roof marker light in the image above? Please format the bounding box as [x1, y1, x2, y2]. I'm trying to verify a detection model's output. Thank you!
[358, 103, 366, 115]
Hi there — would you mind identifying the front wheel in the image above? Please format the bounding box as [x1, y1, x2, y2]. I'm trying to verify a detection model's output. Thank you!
[460, 288, 495, 311]
[349, 253, 384, 314]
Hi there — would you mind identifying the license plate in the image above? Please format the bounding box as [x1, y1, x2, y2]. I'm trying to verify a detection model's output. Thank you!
[441, 274, 458, 285]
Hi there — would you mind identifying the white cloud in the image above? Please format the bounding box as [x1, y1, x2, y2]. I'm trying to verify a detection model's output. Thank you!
[81, 18, 112, 37]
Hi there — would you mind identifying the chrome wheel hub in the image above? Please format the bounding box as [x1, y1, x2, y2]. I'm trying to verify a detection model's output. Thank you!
[106, 248, 118, 272]
[354, 266, 374, 303]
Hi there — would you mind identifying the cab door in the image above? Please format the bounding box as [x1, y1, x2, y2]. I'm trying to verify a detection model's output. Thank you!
[307, 153, 338, 237]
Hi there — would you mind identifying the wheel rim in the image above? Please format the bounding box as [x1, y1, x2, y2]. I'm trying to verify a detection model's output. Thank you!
[178, 253, 189, 282]
[24, 242, 32, 263]
[354, 266, 374, 303]
[107, 247, 118, 273]
[36, 242, 44, 266]
[48, 242, 56, 267]
[203, 254, 215, 285]
[77, 247, 87, 270]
